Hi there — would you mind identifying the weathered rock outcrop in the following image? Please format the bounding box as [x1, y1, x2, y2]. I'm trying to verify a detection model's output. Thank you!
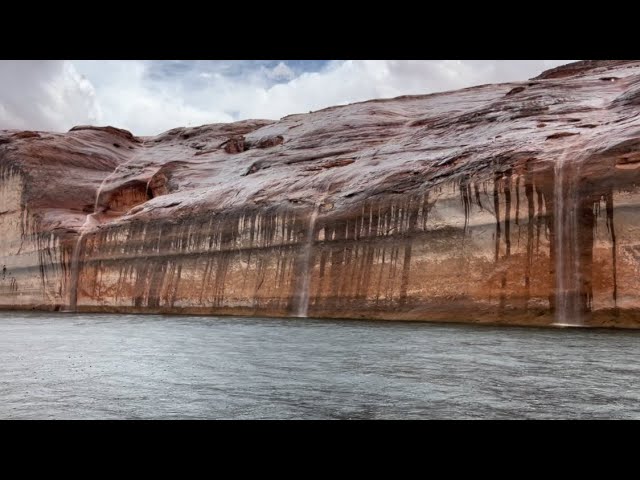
[2, 60, 640, 328]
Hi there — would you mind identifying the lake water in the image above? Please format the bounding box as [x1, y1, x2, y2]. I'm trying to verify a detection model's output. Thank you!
[0, 311, 638, 419]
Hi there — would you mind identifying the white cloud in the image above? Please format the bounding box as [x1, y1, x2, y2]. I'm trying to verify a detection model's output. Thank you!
[0, 60, 573, 136]
[0, 60, 100, 132]
[71, 60, 232, 134]
[265, 62, 295, 81]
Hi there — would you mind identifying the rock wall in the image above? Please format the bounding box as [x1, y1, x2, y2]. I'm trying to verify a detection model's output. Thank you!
[2, 60, 640, 327]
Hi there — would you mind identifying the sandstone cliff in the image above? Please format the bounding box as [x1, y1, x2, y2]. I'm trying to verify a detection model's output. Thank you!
[2, 60, 640, 328]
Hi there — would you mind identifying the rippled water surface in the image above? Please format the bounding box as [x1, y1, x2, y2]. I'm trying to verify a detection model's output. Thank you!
[0, 311, 638, 419]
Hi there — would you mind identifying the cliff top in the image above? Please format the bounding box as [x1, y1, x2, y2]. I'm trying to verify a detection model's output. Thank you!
[2, 60, 640, 234]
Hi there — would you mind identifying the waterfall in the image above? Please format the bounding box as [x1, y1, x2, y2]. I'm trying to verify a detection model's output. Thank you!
[94, 148, 146, 212]
[553, 151, 582, 326]
[66, 213, 98, 312]
[66, 169, 107, 311]
[68, 232, 86, 312]
[295, 202, 321, 318]
[94, 165, 122, 212]
[67, 147, 146, 312]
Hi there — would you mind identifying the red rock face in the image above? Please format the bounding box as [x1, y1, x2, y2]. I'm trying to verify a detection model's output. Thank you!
[2, 60, 640, 328]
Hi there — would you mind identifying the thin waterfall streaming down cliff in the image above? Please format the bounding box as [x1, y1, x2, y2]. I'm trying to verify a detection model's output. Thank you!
[67, 163, 114, 311]
[67, 214, 98, 311]
[67, 233, 84, 311]
[94, 165, 123, 212]
[68, 148, 147, 311]
[94, 149, 146, 212]
[554, 151, 582, 326]
[295, 202, 321, 318]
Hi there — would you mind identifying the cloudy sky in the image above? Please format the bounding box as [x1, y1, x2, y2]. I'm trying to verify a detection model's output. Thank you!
[0, 60, 572, 136]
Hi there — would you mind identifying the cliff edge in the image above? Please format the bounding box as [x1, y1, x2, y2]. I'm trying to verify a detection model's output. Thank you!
[2, 60, 640, 328]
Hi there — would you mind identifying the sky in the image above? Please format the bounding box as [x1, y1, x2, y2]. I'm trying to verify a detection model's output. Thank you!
[0, 60, 573, 136]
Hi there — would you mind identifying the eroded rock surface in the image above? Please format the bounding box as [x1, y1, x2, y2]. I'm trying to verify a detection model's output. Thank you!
[2, 60, 640, 328]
